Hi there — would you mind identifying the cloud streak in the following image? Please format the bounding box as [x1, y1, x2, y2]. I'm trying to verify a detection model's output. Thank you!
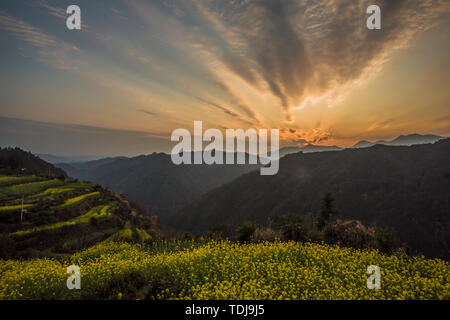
[0, 10, 55, 47]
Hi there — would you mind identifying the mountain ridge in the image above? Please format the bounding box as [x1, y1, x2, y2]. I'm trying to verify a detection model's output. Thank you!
[352, 133, 444, 148]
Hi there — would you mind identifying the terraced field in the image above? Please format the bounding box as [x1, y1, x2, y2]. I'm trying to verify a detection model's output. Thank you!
[0, 175, 43, 186]
[12, 203, 116, 237]
[0, 174, 152, 258]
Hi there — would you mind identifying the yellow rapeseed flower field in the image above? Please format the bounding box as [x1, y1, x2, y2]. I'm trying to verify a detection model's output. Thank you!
[0, 240, 448, 300]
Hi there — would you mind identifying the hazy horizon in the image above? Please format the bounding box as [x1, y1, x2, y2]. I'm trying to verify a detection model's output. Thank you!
[0, 116, 447, 158]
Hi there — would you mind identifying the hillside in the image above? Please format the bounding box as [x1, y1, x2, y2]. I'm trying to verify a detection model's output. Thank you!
[56, 152, 260, 217]
[0, 147, 67, 178]
[0, 152, 164, 258]
[174, 139, 450, 258]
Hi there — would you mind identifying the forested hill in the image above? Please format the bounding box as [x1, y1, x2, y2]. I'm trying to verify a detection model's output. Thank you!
[174, 139, 450, 258]
[0, 147, 67, 178]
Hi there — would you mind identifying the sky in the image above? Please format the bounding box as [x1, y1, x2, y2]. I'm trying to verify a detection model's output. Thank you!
[0, 0, 449, 156]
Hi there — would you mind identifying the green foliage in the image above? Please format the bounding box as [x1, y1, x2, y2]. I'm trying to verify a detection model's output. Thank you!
[135, 228, 152, 242]
[109, 228, 134, 242]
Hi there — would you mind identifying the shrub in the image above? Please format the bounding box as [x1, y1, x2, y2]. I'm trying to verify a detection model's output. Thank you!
[252, 227, 278, 242]
[209, 225, 231, 240]
[237, 221, 255, 243]
[321, 220, 398, 252]
[277, 214, 309, 242]
[280, 223, 308, 242]
[374, 227, 398, 254]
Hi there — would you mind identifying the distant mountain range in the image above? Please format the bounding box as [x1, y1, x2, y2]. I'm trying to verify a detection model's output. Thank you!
[173, 139, 450, 258]
[278, 144, 342, 157]
[352, 134, 445, 148]
[278, 134, 445, 158]
[37, 154, 105, 164]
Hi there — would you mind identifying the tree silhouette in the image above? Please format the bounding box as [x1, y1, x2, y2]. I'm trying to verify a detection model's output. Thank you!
[318, 192, 337, 231]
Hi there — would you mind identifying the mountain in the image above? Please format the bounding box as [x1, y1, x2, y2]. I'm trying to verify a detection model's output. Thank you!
[278, 146, 303, 157]
[174, 139, 450, 258]
[300, 144, 342, 153]
[56, 152, 260, 218]
[278, 144, 342, 157]
[385, 134, 444, 146]
[0, 147, 67, 178]
[352, 140, 374, 149]
[353, 134, 444, 148]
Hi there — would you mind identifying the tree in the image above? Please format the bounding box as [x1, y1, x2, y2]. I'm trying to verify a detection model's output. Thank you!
[318, 192, 337, 231]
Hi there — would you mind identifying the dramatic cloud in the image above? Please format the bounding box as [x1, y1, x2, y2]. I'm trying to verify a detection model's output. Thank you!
[279, 126, 332, 146]
[176, 0, 449, 121]
[0, 0, 449, 154]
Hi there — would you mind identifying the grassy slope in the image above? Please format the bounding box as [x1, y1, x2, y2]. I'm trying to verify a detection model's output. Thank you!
[0, 174, 153, 258]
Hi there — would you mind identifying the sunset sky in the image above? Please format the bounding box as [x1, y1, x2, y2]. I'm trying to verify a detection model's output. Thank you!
[0, 0, 449, 156]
